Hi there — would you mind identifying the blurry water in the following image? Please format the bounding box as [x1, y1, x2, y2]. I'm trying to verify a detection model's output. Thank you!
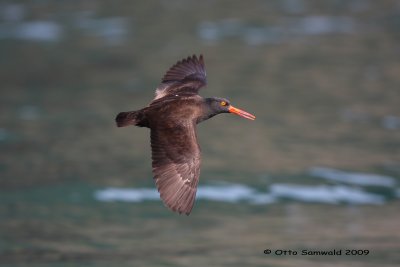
[310, 167, 396, 187]
[198, 16, 356, 45]
[18, 105, 40, 121]
[382, 115, 400, 130]
[74, 15, 129, 45]
[0, 21, 62, 42]
[0, 12, 130, 45]
[1, 3, 25, 22]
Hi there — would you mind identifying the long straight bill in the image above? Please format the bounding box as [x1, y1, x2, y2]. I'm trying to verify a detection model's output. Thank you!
[228, 106, 256, 120]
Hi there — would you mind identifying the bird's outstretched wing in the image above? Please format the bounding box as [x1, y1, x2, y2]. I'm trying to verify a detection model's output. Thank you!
[154, 55, 207, 100]
[150, 122, 201, 215]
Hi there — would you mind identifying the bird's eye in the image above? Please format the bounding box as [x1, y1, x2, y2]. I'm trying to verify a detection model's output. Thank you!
[220, 101, 227, 106]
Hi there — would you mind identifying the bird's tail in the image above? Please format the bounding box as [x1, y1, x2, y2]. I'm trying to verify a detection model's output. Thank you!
[115, 109, 148, 127]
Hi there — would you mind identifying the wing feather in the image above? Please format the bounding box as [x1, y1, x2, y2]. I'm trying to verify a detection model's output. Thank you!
[151, 122, 201, 215]
[154, 55, 207, 100]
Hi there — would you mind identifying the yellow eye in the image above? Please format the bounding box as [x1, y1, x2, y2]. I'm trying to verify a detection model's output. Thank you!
[220, 101, 227, 106]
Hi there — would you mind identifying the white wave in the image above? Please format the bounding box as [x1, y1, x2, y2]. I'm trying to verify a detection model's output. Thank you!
[382, 115, 400, 130]
[95, 183, 275, 204]
[196, 184, 256, 202]
[95, 188, 159, 202]
[293, 16, 355, 35]
[0, 16, 128, 44]
[197, 184, 276, 204]
[95, 182, 385, 205]
[269, 184, 385, 205]
[198, 16, 356, 45]
[74, 16, 129, 45]
[310, 167, 396, 187]
[14, 21, 62, 42]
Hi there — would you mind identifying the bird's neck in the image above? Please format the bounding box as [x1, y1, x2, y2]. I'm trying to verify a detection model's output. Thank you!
[196, 98, 219, 124]
[197, 111, 217, 124]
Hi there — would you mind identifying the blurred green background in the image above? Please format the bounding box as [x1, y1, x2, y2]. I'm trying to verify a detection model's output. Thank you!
[0, 0, 399, 266]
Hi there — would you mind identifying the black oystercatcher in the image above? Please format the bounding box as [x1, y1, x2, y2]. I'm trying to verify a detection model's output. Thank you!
[116, 55, 255, 215]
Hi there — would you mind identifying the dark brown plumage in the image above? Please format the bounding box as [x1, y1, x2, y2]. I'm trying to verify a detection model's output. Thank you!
[116, 55, 255, 215]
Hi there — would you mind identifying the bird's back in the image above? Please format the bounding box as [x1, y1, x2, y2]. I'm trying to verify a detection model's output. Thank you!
[146, 94, 204, 128]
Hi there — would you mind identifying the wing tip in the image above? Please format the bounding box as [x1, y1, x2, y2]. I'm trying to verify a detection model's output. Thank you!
[189, 54, 204, 67]
[155, 179, 197, 215]
[161, 194, 196, 216]
[161, 54, 206, 83]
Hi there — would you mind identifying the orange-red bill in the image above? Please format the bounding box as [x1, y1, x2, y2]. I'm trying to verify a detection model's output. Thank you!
[228, 106, 256, 120]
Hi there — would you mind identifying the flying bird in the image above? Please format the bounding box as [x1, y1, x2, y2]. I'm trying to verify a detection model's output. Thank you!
[116, 55, 255, 215]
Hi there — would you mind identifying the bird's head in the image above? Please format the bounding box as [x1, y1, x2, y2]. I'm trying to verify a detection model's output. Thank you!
[205, 97, 256, 120]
